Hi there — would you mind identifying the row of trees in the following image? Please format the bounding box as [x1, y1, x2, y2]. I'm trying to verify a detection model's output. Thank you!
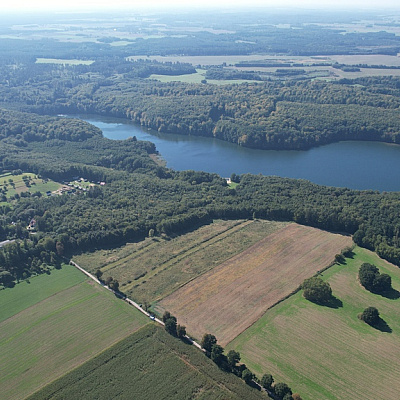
[162, 311, 187, 338]
[199, 332, 301, 399]
[158, 313, 302, 398]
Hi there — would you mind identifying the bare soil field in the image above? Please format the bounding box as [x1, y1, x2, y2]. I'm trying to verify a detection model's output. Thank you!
[74, 219, 287, 304]
[159, 223, 352, 345]
[228, 247, 400, 400]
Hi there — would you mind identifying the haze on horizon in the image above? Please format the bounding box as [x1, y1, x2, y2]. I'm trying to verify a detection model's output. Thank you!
[4, 0, 400, 13]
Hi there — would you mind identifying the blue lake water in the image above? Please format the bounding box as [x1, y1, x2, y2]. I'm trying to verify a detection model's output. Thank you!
[82, 115, 400, 192]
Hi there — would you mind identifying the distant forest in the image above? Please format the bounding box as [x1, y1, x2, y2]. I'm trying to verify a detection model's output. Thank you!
[1, 58, 400, 150]
[2, 10, 400, 287]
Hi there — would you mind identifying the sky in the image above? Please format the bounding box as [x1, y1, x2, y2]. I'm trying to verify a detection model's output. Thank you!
[3, 0, 400, 12]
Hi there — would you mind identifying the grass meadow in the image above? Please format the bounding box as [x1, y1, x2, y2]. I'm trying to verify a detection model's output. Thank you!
[0, 265, 149, 400]
[228, 246, 400, 400]
[73, 219, 287, 305]
[148, 69, 256, 85]
[35, 58, 94, 65]
[28, 324, 266, 400]
[0, 172, 61, 200]
[0, 265, 85, 322]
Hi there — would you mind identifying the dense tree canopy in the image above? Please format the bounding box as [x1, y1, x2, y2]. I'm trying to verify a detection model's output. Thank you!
[358, 263, 392, 293]
[302, 277, 333, 303]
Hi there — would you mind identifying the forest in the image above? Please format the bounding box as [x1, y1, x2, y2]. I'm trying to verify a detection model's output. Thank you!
[1, 10, 400, 288]
[2, 57, 400, 150]
[1, 107, 400, 287]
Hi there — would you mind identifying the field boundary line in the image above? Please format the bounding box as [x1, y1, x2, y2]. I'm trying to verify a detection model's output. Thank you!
[100, 239, 160, 272]
[69, 260, 203, 350]
[124, 220, 253, 292]
[224, 246, 350, 347]
[155, 221, 291, 304]
[100, 220, 245, 276]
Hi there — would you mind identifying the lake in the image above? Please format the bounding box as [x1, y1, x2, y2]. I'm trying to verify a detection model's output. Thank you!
[82, 115, 400, 192]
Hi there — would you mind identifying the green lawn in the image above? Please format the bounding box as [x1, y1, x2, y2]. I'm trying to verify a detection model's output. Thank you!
[227, 247, 400, 400]
[0, 265, 149, 400]
[29, 324, 266, 400]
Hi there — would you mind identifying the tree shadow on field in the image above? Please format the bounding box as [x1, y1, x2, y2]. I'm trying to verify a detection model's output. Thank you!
[370, 317, 392, 333]
[311, 295, 343, 309]
[378, 287, 400, 300]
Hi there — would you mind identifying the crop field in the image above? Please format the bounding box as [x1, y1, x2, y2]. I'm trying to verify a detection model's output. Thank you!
[29, 324, 265, 400]
[0, 172, 61, 199]
[35, 58, 94, 65]
[228, 247, 400, 400]
[0, 266, 149, 400]
[159, 223, 352, 345]
[74, 219, 287, 304]
[0, 265, 85, 322]
[148, 69, 256, 85]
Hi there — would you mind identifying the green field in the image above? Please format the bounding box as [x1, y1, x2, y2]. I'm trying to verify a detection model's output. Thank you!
[35, 58, 94, 65]
[0, 172, 61, 200]
[28, 324, 266, 400]
[0, 265, 85, 322]
[149, 68, 257, 85]
[0, 265, 149, 400]
[228, 247, 400, 400]
[73, 219, 287, 304]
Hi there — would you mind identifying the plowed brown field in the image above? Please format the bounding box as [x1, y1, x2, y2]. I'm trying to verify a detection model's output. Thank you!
[159, 223, 352, 345]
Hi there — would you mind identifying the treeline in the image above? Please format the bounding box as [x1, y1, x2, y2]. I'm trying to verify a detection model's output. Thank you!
[3, 158, 400, 285]
[0, 236, 63, 288]
[0, 109, 159, 180]
[0, 108, 101, 143]
[3, 60, 400, 150]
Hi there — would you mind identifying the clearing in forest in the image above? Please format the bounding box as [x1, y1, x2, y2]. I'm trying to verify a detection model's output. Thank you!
[0, 265, 149, 400]
[159, 223, 352, 345]
[228, 246, 400, 400]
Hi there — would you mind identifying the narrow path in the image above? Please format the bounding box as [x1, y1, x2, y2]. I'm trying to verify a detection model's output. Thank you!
[69, 260, 202, 350]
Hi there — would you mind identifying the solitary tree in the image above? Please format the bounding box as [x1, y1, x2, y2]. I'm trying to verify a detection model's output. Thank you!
[359, 306, 380, 326]
[292, 393, 303, 400]
[283, 394, 293, 400]
[302, 276, 332, 303]
[104, 276, 113, 286]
